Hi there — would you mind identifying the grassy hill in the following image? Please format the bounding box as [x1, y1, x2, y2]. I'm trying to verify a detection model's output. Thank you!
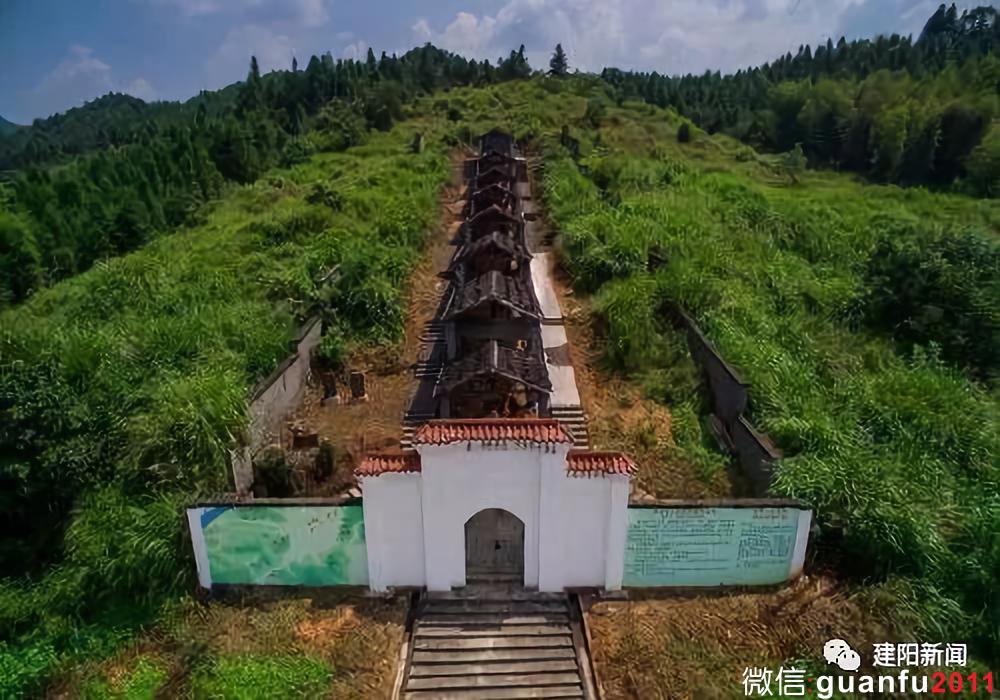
[1, 18, 999, 692]
[417, 78, 1000, 660]
[0, 115, 21, 137]
[0, 76, 995, 696]
[0, 123, 448, 696]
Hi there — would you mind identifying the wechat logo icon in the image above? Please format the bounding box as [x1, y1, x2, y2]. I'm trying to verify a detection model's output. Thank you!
[824, 639, 861, 672]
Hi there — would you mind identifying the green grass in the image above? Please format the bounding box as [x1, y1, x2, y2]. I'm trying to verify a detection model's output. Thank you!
[420, 78, 1000, 662]
[0, 120, 448, 696]
[191, 655, 333, 700]
[79, 656, 167, 700]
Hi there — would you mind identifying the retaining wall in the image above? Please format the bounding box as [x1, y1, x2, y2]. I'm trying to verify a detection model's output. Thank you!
[230, 316, 323, 493]
[668, 305, 780, 495]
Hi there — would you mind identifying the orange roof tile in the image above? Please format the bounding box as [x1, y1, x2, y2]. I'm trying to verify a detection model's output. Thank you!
[566, 450, 637, 476]
[413, 418, 573, 446]
[355, 451, 422, 477]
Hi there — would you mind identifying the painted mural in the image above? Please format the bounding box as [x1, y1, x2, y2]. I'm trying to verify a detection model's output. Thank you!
[624, 506, 808, 587]
[192, 505, 368, 587]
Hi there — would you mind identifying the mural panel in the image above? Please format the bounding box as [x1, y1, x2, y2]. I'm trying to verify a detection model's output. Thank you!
[190, 505, 368, 587]
[624, 506, 808, 587]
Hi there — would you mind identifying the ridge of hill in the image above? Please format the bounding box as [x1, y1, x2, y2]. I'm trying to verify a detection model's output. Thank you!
[0, 115, 21, 137]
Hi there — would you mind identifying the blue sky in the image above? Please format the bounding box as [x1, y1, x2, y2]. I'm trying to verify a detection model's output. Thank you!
[1, 0, 995, 124]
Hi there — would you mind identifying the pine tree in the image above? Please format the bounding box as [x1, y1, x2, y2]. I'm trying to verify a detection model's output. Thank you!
[549, 43, 569, 77]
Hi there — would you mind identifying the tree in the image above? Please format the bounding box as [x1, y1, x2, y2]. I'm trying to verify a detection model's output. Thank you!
[781, 142, 806, 183]
[549, 43, 569, 77]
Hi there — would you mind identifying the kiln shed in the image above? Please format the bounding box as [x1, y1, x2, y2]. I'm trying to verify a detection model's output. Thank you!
[357, 418, 634, 593]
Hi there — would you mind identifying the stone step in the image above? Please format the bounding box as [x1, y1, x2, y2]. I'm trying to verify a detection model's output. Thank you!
[407, 671, 582, 692]
[422, 601, 569, 614]
[425, 591, 567, 602]
[414, 625, 572, 638]
[418, 613, 570, 626]
[409, 659, 579, 677]
[412, 648, 577, 664]
[413, 636, 574, 651]
[404, 686, 582, 700]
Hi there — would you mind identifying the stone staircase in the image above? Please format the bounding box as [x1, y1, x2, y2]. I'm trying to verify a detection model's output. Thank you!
[420, 320, 446, 345]
[401, 410, 436, 450]
[399, 591, 594, 699]
[549, 405, 590, 449]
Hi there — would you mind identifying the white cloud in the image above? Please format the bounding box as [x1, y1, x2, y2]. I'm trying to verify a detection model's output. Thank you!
[150, 0, 330, 26]
[204, 23, 295, 88]
[410, 0, 963, 77]
[125, 78, 157, 101]
[23, 45, 157, 119]
[411, 19, 432, 43]
[342, 40, 370, 61]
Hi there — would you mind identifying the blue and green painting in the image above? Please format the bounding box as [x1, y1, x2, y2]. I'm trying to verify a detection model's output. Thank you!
[200, 505, 368, 586]
[624, 507, 804, 587]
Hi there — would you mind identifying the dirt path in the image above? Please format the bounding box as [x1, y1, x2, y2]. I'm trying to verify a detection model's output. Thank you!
[287, 152, 470, 494]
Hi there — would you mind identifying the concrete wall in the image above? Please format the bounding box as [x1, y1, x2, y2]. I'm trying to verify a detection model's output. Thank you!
[361, 473, 426, 591]
[230, 317, 322, 493]
[360, 443, 630, 593]
[418, 442, 553, 590]
[248, 316, 323, 447]
[187, 500, 368, 589]
[667, 306, 780, 496]
[728, 416, 780, 496]
[624, 501, 811, 587]
[538, 469, 629, 591]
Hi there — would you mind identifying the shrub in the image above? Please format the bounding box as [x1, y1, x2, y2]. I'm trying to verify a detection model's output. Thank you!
[253, 448, 297, 498]
[677, 122, 691, 143]
[191, 655, 332, 700]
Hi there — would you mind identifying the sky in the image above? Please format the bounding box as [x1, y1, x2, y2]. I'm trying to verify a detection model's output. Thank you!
[1, 0, 996, 124]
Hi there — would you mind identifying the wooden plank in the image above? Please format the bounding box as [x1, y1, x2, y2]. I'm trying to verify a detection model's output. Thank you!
[405, 686, 583, 700]
[412, 648, 577, 664]
[407, 672, 582, 691]
[418, 613, 569, 626]
[423, 601, 568, 615]
[415, 624, 571, 638]
[409, 660, 578, 677]
[414, 636, 573, 651]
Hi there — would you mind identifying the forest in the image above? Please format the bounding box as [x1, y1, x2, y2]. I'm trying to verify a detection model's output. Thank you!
[0, 2, 998, 696]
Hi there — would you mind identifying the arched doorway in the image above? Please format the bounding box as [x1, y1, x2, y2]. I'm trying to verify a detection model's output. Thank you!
[464, 509, 525, 584]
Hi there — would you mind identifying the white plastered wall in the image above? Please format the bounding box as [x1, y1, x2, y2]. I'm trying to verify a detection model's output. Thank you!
[538, 466, 629, 591]
[417, 442, 566, 591]
[360, 473, 426, 592]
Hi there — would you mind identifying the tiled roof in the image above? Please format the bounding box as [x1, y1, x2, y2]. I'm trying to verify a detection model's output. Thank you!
[435, 339, 552, 397]
[451, 231, 530, 269]
[413, 419, 572, 446]
[566, 450, 637, 476]
[443, 269, 540, 321]
[355, 451, 422, 476]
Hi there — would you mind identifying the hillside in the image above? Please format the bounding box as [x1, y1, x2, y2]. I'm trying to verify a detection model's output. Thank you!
[0, 116, 21, 137]
[0, 6, 999, 696]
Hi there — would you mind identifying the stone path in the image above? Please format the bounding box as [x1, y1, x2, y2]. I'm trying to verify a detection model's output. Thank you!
[399, 590, 597, 699]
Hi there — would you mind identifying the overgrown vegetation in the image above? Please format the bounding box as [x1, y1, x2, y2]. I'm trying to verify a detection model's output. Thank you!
[1, 3, 999, 692]
[602, 4, 1000, 191]
[0, 125, 447, 695]
[504, 81, 999, 661]
[0, 45, 531, 303]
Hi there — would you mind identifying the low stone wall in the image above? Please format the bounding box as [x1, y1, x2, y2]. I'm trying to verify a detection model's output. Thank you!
[624, 499, 811, 588]
[667, 305, 780, 495]
[186, 497, 367, 589]
[229, 316, 323, 494]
